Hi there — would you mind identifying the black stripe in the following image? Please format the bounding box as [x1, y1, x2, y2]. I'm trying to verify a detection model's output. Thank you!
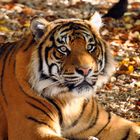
[73, 99, 99, 135]
[26, 116, 47, 125]
[57, 38, 65, 44]
[95, 112, 111, 137]
[121, 128, 130, 140]
[63, 73, 75, 75]
[23, 92, 54, 115]
[40, 73, 49, 80]
[4, 136, 8, 140]
[8, 43, 18, 65]
[38, 43, 52, 79]
[0, 43, 10, 59]
[103, 42, 109, 74]
[89, 37, 95, 42]
[88, 98, 95, 121]
[64, 76, 79, 79]
[23, 38, 35, 52]
[71, 100, 89, 127]
[0, 44, 15, 104]
[49, 25, 62, 41]
[46, 97, 63, 125]
[26, 116, 56, 133]
[99, 41, 105, 61]
[26, 101, 55, 122]
[60, 22, 89, 33]
[85, 101, 99, 130]
[38, 44, 43, 71]
[61, 27, 89, 37]
[82, 32, 91, 37]
[44, 46, 52, 70]
[60, 27, 71, 34]
[37, 27, 57, 72]
[53, 50, 61, 60]
[37, 37, 53, 72]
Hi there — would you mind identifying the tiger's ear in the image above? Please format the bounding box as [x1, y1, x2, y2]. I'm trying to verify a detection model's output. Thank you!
[30, 16, 49, 40]
[89, 12, 102, 31]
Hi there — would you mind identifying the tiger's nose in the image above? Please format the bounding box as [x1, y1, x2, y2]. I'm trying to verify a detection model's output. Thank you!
[76, 67, 92, 76]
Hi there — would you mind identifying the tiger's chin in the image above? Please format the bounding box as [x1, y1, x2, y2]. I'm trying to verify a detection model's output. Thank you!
[41, 86, 95, 99]
[40, 81, 96, 99]
[71, 86, 95, 98]
[67, 81, 95, 98]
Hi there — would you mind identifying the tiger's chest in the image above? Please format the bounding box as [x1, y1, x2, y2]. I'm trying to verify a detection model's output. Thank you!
[60, 97, 94, 139]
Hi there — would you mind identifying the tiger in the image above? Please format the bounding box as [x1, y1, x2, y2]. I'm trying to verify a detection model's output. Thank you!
[0, 11, 140, 140]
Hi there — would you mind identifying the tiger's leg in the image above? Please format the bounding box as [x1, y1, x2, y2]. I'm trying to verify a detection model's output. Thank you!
[67, 99, 140, 140]
[6, 100, 68, 140]
[87, 103, 140, 140]
[7, 115, 67, 140]
[89, 105, 140, 140]
[0, 105, 8, 140]
[99, 113, 140, 140]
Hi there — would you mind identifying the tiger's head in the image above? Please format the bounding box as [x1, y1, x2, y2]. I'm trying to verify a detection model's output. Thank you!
[29, 12, 115, 98]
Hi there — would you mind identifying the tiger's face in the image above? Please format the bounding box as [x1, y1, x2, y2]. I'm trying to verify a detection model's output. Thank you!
[29, 12, 115, 98]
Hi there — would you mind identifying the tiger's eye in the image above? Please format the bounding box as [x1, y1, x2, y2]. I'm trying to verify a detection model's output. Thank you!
[60, 46, 67, 52]
[57, 46, 69, 55]
[87, 44, 96, 53]
[87, 44, 92, 50]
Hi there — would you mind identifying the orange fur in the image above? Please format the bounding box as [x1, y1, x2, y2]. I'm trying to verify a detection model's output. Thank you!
[0, 14, 140, 140]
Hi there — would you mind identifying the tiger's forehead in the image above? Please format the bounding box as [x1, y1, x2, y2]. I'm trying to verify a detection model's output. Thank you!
[50, 19, 92, 34]
[52, 21, 95, 52]
[44, 19, 97, 51]
[52, 21, 93, 40]
[52, 18, 86, 25]
[58, 22, 90, 32]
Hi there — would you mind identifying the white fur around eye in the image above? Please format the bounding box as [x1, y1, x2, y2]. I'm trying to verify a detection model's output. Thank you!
[88, 136, 99, 140]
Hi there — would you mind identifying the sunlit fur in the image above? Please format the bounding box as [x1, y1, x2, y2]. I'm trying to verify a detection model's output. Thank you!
[0, 14, 140, 140]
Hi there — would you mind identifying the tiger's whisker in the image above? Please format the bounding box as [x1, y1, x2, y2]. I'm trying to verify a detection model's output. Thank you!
[45, 81, 60, 89]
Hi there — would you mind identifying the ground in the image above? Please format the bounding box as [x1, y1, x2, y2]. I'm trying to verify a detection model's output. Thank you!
[0, 0, 140, 123]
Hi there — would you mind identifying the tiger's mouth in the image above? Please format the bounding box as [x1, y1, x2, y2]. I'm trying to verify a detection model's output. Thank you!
[38, 75, 98, 98]
[66, 80, 96, 93]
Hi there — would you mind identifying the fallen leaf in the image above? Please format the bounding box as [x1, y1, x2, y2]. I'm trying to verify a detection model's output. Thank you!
[128, 65, 134, 73]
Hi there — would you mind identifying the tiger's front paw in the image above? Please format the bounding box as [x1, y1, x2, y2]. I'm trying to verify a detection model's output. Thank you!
[88, 136, 99, 140]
